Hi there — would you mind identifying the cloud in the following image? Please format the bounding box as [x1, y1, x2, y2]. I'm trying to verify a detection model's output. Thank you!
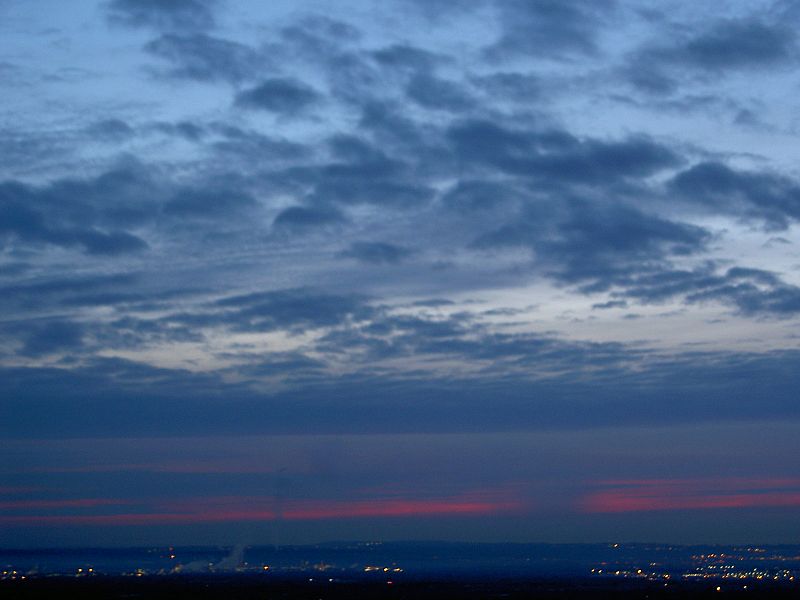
[486, 0, 617, 60]
[339, 242, 412, 265]
[669, 18, 795, 71]
[473, 201, 709, 289]
[235, 78, 322, 114]
[5, 0, 800, 475]
[273, 136, 437, 209]
[75, 230, 149, 255]
[272, 205, 346, 231]
[406, 73, 475, 112]
[626, 17, 797, 94]
[581, 478, 800, 513]
[471, 71, 541, 102]
[592, 300, 627, 310]
[209, 124, 310, 162]
[0, 187, 149, 256]
[669, 161, 800, 230]
[106, 0, 217, 31]
[396, 0, 486, 21]
[441, 180, 523, 212]
[151, 120, 206, 141]
[144, 33, 264, 83]
[85, 119, 135, 141]
[205, 288, 375, 333]
[232, 352, 325, 379]
[603, 265, 800, 318]
[0, 273, 139, 310]
[5, 346, 800, 438]
[318, 313, 634, 374]
[372, 44, 445, 72]
[0, 490, 519, 527]
[17, 320, 85, 357]
[163, 187, 257, 220]
[279, 15, 362, 60]
[446, 120, 679, 183]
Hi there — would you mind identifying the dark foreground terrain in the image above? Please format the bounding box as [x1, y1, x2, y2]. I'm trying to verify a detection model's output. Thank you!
[2, 576, 798, 600]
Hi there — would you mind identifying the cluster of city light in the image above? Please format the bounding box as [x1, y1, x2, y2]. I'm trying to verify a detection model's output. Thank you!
[592, 566, 797, 581]
[591, 567, 670, 580]
[363, 565, 403, 573]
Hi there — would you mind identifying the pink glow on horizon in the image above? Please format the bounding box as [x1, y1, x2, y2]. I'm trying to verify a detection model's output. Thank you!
[0, 490, 524, 527]
[580, 477, 800, 513]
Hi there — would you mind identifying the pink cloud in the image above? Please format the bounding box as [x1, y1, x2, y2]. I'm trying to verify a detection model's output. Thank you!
[0, 490, 523, 527]
[580, 477, 800, 513]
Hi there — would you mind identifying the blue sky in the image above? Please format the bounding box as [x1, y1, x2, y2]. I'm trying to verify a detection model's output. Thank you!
[2, 0, 800, 546]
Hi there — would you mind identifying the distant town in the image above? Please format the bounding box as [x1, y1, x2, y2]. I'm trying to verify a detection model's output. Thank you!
[2, 542, 799, 584]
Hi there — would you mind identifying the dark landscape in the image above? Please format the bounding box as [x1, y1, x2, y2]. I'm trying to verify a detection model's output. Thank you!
[5, 576, 799, 600]
[2, 543, 799, 598]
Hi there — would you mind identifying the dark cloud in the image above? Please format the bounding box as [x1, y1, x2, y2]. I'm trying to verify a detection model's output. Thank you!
[0, 273, 210, 337]
[15, 320, 85, 357]
[85, 119, 135, 141]
[76, 229, 149, 255]
[396, 0, 486, 21]
[231, 352, 326, 379]
[670, 161, 800, 230]
[674, 19, 795, 71]
[0, 128, 72, 179]
[0, 163, 171, 256]
[279, 15, 362, 60]
[0, 187, 149, 256]
[474, 201, 709, 289]
[274, 137, 437, 209]
[689, 280, 800, 317]
[144, 33, 264, 83]
[0, 273, 139, 310]
[372, 44, 444, 72]
[235, 78, 322, 114]
[626, 18, 796, 94]
[204, 288, 374, 333]
[100, 315, 205, 349]
[5, 344, 800, 438]
[447, 120, 679, 184]
[5, 163, 159, 226]
[339, 242, 412, 265]
[0, 262, 30, 278]
[592, 300, 628, 310]
[357, 100, 430, 153]
[600, 265, 800, 318]
[272, 205, 346, 230]
[106, 0, 217, 31]
[406, 73, 475, 112]
[471, 71, 541, 102]
[163, 187, 256, 219]
[441, 179, 525, 212]
[486, 0, 617, 59]
[209, 124, 310, 162]
[152, 120, 206, 141]
[0, 157, 289, 258]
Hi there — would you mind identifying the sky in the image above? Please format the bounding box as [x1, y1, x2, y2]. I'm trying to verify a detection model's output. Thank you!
[1, 0, 800, 547]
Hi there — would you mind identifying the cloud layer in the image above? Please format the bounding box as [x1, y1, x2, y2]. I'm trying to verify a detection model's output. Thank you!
[2, 0, 800, 544]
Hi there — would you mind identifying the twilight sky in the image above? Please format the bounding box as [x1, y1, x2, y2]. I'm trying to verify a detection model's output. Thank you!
[2, 0, 800, 547]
